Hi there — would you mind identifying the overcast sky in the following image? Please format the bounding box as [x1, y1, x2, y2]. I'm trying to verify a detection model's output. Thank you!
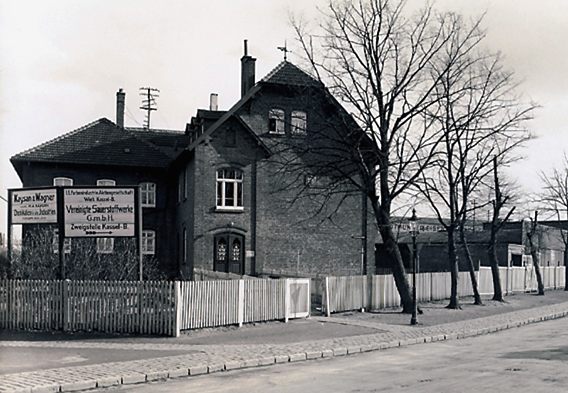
[1, 0, 567, 235]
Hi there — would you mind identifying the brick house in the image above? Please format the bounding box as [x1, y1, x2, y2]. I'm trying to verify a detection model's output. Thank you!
[11, 45, 376, 279]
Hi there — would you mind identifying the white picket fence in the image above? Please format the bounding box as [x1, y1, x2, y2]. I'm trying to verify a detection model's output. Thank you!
[0, 278, 311, 336]
[325, 266, 566, 314]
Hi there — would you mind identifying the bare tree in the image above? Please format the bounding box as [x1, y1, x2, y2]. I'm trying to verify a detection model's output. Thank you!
[417, 29, 533, 308]
[290, 0, 490, 312]
[539, 154, 568, 290]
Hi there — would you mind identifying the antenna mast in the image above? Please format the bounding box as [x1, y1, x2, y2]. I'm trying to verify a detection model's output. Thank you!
[139, 87, 160, 129]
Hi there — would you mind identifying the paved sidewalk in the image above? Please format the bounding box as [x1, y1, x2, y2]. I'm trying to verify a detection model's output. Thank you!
[1, 293, 568, 393]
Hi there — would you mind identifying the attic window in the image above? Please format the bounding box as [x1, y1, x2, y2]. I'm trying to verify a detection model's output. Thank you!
[291, 111, 307, 134]
[268, 109, 285, 134]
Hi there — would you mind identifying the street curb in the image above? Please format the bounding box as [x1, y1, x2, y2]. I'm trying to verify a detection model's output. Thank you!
[3, 308, 568, 393]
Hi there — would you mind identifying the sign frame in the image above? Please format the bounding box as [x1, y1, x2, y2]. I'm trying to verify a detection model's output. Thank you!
[62, 186, 139, 238]
[8, 187, 58, 225]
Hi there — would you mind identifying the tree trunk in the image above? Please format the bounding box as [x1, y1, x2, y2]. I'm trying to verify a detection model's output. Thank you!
[529, 245, 545, 295]
[564, 243, 568, 291]
[487, 240, 504, 301]
[459, 227, 482, 305]
[446, 228, 461, 309]
[527, 212, 545, 296]
[372, 199, 414, 313]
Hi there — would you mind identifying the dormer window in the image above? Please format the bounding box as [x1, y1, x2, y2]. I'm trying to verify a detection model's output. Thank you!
[268, 109, 285, 134]
[291, 111, 307, 134]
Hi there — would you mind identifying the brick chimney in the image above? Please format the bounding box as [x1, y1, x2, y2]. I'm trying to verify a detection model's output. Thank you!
[241, 40, 256, 98]
[116, 88, 125, 128]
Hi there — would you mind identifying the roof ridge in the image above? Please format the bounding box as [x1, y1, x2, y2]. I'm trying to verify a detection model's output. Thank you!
[260, 60, 321, 86]
[11, 118, 115, 160]
[125, 126, 185, 134]
[124, 127, 178, 160]
[260, 61, 288, 82]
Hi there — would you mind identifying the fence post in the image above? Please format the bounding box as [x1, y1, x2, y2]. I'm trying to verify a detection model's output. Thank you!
[366, 274, 373, 311]
[238, 279, 245, 327]
[361, 276, 366, 313]
[62, 280, 69, 332]
[284, 279, 290, 323]
[324, 277, 330, 317]
[173, 281, 181, 337]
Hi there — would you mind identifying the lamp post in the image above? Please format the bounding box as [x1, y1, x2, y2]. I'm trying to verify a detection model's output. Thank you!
[409, 209, 419, 325]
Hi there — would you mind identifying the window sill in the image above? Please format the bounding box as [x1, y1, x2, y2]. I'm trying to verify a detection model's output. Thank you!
[215, 206, 245, 213]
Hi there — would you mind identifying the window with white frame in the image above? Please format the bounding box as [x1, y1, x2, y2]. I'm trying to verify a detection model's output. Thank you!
[268, 109, 285, 134]
[53, 177, 73, 186]
[53, 229, 71, 254]
[97, 179, 116, 186]
[140, 182, 156, 207]
[216, 169, 243, 210]
[291, 111, 307, 134]
[96, 238, 114, 254]
[142, 230, 156, 255]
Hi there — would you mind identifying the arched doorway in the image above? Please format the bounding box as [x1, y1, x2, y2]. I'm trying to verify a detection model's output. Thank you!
[214, 233, 244, 274]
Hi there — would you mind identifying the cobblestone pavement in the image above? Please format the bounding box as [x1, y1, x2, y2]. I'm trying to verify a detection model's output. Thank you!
[1, 300, 568, 393]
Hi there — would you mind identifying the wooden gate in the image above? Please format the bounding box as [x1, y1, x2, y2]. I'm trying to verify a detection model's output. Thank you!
[285, 278, 310, 321]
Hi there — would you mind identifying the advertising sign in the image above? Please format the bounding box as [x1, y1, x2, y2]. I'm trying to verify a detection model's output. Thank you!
[10, 188, 58, 224]
[64, 188, 136, 237]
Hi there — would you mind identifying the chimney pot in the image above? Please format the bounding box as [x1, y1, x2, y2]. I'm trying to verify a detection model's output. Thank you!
[116, 88, 125, 128]
[210, 93, 218, 111]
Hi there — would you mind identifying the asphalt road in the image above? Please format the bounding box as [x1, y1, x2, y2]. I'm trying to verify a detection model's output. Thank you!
[99, 316, 568, 393]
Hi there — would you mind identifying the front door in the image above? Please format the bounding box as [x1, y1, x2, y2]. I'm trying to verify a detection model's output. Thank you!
[214, 233, 244, 275]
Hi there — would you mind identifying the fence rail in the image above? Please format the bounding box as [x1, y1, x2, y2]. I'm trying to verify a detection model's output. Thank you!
[325, 266, 566, 314]
[0, 278, 309, 336]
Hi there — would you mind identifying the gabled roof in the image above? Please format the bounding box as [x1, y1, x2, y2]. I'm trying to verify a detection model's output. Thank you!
[11, 118, 188, 176]
[261, 61, 323, 88]
[184, 61, 324, 155]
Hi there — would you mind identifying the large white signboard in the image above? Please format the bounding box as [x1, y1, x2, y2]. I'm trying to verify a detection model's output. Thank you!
[10, 189, 57, 224]
[64, 188, 136, 237]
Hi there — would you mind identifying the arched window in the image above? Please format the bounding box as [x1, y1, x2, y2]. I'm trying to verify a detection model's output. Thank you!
[268, 108, 285, 134]
[97, 179, 116, 186]
[216, 169, 243, 210]
[53, 177, 73, 186]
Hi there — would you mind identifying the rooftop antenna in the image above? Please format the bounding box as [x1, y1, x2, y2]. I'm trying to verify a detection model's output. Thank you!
[139, 87, 160, 129]
[277, 40, 291, 61]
